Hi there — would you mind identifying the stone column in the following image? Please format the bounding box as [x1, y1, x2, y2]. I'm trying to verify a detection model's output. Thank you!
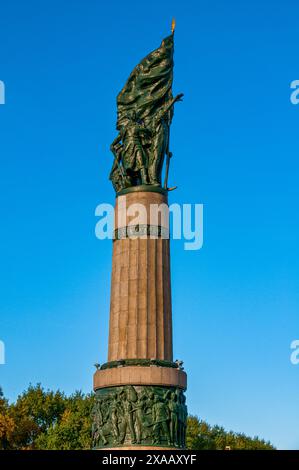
[108, 190, 172, 362]
[93, 188, 187, 450]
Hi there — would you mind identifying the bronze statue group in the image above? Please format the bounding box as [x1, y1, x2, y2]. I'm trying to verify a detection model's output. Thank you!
[109, 94, 183, 192]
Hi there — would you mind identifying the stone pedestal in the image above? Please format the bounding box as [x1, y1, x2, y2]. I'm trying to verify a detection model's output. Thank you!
[92, 188, 187, 450]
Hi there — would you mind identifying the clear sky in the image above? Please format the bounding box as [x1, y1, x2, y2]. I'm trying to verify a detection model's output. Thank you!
[0, 0, 298, 450]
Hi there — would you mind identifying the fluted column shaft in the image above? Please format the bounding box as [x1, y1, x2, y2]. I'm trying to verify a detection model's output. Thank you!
[108, 191, 173, 362]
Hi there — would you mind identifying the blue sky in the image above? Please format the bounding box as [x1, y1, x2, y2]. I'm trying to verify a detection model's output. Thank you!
[0, 0, 298, 449]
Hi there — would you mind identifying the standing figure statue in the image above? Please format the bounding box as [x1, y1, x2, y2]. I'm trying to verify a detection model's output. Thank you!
[109, 140, 127, 193]
[181, 393, 188, 447]
[131, 391, 148, 444]
[91, 398, 108, 447]
[177, 391, 188, 447]
[148, 93, 184, 186]
[152, 395, 171, 445]
[110, 392, 122, 444]
[110, 111, 151, 188]
[168, 392, 180, 446]
[119, 388, 137, 444]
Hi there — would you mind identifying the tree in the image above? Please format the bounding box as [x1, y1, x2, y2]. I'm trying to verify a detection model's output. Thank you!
[0, 388, 15, 450]
[35, 391, 94, 450]
[0, 386, 275, 450]
[186, 415, 275, 450]
[4, 384, 66, 449]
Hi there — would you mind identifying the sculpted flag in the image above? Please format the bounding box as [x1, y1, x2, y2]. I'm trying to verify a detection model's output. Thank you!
[116, 35, 174, 130]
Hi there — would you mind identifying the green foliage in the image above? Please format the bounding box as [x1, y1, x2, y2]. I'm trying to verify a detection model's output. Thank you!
[0, 387, 15, 450]
[186, 415, 275, 450]
[2, 384, 67, 449]
[35, 391, 94, 450]
[0, 386, 275, 450]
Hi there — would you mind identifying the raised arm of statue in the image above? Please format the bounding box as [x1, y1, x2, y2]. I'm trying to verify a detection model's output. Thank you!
[166, 93, 184, 114]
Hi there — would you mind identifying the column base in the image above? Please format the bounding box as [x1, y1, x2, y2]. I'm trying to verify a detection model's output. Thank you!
[92, 365, 187, 450]
[94, 365, 187, 390]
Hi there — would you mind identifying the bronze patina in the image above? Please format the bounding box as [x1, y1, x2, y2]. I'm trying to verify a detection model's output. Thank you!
[109, 29, 183, 193]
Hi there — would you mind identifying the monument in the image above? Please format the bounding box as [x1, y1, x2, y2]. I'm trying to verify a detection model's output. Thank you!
[92, 21, 188, 450]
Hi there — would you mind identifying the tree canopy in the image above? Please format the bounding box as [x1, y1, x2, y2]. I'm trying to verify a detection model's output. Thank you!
[0, 385, 274, 450]
[186, 415, 274, 450]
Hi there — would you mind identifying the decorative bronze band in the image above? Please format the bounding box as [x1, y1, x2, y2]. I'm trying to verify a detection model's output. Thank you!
[99, 359, 181, 371]
[117, 185, 168, 197]
[113, 224, 169, 241]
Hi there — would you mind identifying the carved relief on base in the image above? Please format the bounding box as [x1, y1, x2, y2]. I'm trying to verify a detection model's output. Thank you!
[92, 385, 187, 449]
